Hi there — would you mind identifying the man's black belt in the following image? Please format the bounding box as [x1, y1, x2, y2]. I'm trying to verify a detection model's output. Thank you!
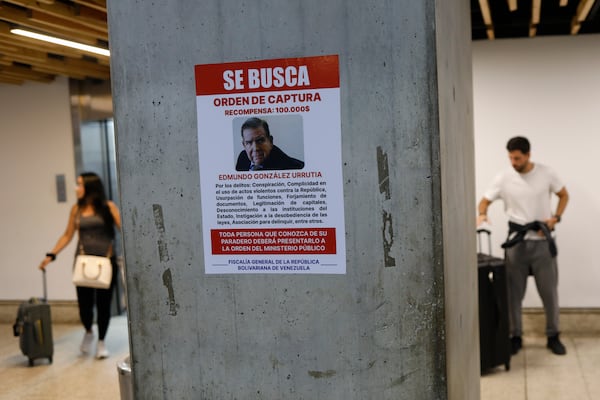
[501, 221, 557, 257]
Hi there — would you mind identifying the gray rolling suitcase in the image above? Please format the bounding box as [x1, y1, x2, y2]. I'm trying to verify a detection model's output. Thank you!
[13, 271, 54, 366]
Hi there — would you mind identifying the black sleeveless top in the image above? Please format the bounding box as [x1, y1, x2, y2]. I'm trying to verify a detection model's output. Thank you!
[78, 214, 113, 257]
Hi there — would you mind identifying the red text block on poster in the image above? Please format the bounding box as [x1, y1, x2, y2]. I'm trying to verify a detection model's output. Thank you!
[195, 55, 339, 95]
[211, 228, 336, 255]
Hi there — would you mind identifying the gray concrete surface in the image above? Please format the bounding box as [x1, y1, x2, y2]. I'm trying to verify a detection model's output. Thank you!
[107, 1, 476, 398]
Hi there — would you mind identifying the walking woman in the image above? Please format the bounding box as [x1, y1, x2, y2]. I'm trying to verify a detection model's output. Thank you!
[39, 172, 121, 359]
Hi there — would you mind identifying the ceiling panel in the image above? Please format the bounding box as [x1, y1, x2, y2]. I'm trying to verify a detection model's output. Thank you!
[1, 1, 599, 85]
[472, 0, 600, 40]
[0, 0, 108, 85]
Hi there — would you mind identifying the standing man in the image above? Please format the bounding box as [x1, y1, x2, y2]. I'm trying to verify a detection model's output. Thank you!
[477, 136, 569, 355]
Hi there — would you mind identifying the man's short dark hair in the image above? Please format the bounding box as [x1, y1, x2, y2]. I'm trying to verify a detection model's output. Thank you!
[241, 117, 271, 139]
[506, 136, 530, 154]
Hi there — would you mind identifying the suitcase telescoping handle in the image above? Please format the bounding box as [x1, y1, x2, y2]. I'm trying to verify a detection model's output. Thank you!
[42, 269, 47, 301]
[476, 227, 493, 256]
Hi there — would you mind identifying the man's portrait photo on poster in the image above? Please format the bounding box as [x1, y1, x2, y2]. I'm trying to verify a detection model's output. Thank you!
[233, 115, 305, 171]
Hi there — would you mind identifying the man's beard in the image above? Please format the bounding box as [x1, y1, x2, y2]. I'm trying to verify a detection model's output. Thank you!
[513, 163, 527, 173]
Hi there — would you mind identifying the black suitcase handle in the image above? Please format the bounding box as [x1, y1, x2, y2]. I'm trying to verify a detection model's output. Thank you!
[42, 270, 47, 302]
[477, 228, 493, 255]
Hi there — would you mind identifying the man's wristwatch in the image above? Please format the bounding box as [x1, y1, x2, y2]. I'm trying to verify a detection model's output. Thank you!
[553, 215, 561, 223]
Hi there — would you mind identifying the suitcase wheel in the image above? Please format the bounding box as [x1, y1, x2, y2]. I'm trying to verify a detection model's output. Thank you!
[48, 356, 53, 364]
[28, 358, 34, 367]
[505, 361, 510, 371]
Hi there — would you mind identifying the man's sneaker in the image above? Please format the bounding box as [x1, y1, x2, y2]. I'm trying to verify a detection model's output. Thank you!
[80, 331, 94, 354]
[95, 340, 109, 359]
[510, 336, 522, 355]
[547, 334, 567, 355]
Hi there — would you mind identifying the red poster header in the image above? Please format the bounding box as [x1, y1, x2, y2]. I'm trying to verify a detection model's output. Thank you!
[211, 228, 336, 255]
[195, 55, 339, 95]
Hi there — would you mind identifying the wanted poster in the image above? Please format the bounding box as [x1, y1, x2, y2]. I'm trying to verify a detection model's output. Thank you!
[195, 55, 345, 274]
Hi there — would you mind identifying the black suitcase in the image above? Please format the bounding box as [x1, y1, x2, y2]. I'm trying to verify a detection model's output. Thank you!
[13, 271, 54, 366]
[477, 228, 510, 373]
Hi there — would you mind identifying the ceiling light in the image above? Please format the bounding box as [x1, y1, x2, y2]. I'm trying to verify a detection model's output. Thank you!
[10, 28, 110, 57]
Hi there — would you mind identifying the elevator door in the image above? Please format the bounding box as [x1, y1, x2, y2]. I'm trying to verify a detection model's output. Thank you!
[80, 119, 118, 202]
[79, 119, 125, 314]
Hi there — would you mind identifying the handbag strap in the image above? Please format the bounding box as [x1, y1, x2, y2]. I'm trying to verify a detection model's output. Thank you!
[82, 260, 104, 280]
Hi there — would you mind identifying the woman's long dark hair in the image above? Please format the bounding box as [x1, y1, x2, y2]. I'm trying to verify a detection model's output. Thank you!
[78, 172, 115, 239]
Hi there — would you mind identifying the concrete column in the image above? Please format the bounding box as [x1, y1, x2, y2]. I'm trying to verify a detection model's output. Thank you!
[107, 1, 477, 399]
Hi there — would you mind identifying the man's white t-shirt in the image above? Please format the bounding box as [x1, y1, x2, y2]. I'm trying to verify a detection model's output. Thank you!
[484, 163, 564, 240]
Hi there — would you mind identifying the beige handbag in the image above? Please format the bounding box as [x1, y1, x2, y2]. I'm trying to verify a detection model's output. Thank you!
[72, 244, 112, 289]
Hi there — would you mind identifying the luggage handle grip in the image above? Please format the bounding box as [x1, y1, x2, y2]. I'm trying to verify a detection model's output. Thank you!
[477, 227, 493, 255]
[42, 269, 47, 302]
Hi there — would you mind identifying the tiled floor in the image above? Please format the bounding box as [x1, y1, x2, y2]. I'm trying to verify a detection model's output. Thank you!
[481, 334, 600, 400]
[2, 316, 599, 399]
[0, 315, 129, 400]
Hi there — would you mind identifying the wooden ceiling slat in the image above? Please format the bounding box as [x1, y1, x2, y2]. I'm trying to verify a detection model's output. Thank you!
[71, 0, 106, 13]
[0, 64, 55, 82]
[3, 54, 108, 80]
[3, 71, 54, 82]
[31, 64, 88, 80]
[0, 45, 110, 79]
[0, 0, 110, 84]
[532, 0, 541, 25]
[571, 0, 596, 34]
[0, 32, 109, 80]
[0, 5, 108, 44]
[0, 75, 24, 84]
[0, 40, 19, 52]
[0, 37, 110, 67]
[3, 0, 106, 33]
[49, 60, 108, 79]
[75, 4, 106, 25]
[478, 0, 495, 39]
[29, 10, 108, 41]
[530, 0, 541, 37]
[0, 22, 108, 64]
[63, 56, 109, 75]
[1, 0, 599, 85]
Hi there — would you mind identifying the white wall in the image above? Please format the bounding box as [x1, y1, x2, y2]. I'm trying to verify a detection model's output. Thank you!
[473, 34, 600, 307]
[0, 77, 78, 300]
